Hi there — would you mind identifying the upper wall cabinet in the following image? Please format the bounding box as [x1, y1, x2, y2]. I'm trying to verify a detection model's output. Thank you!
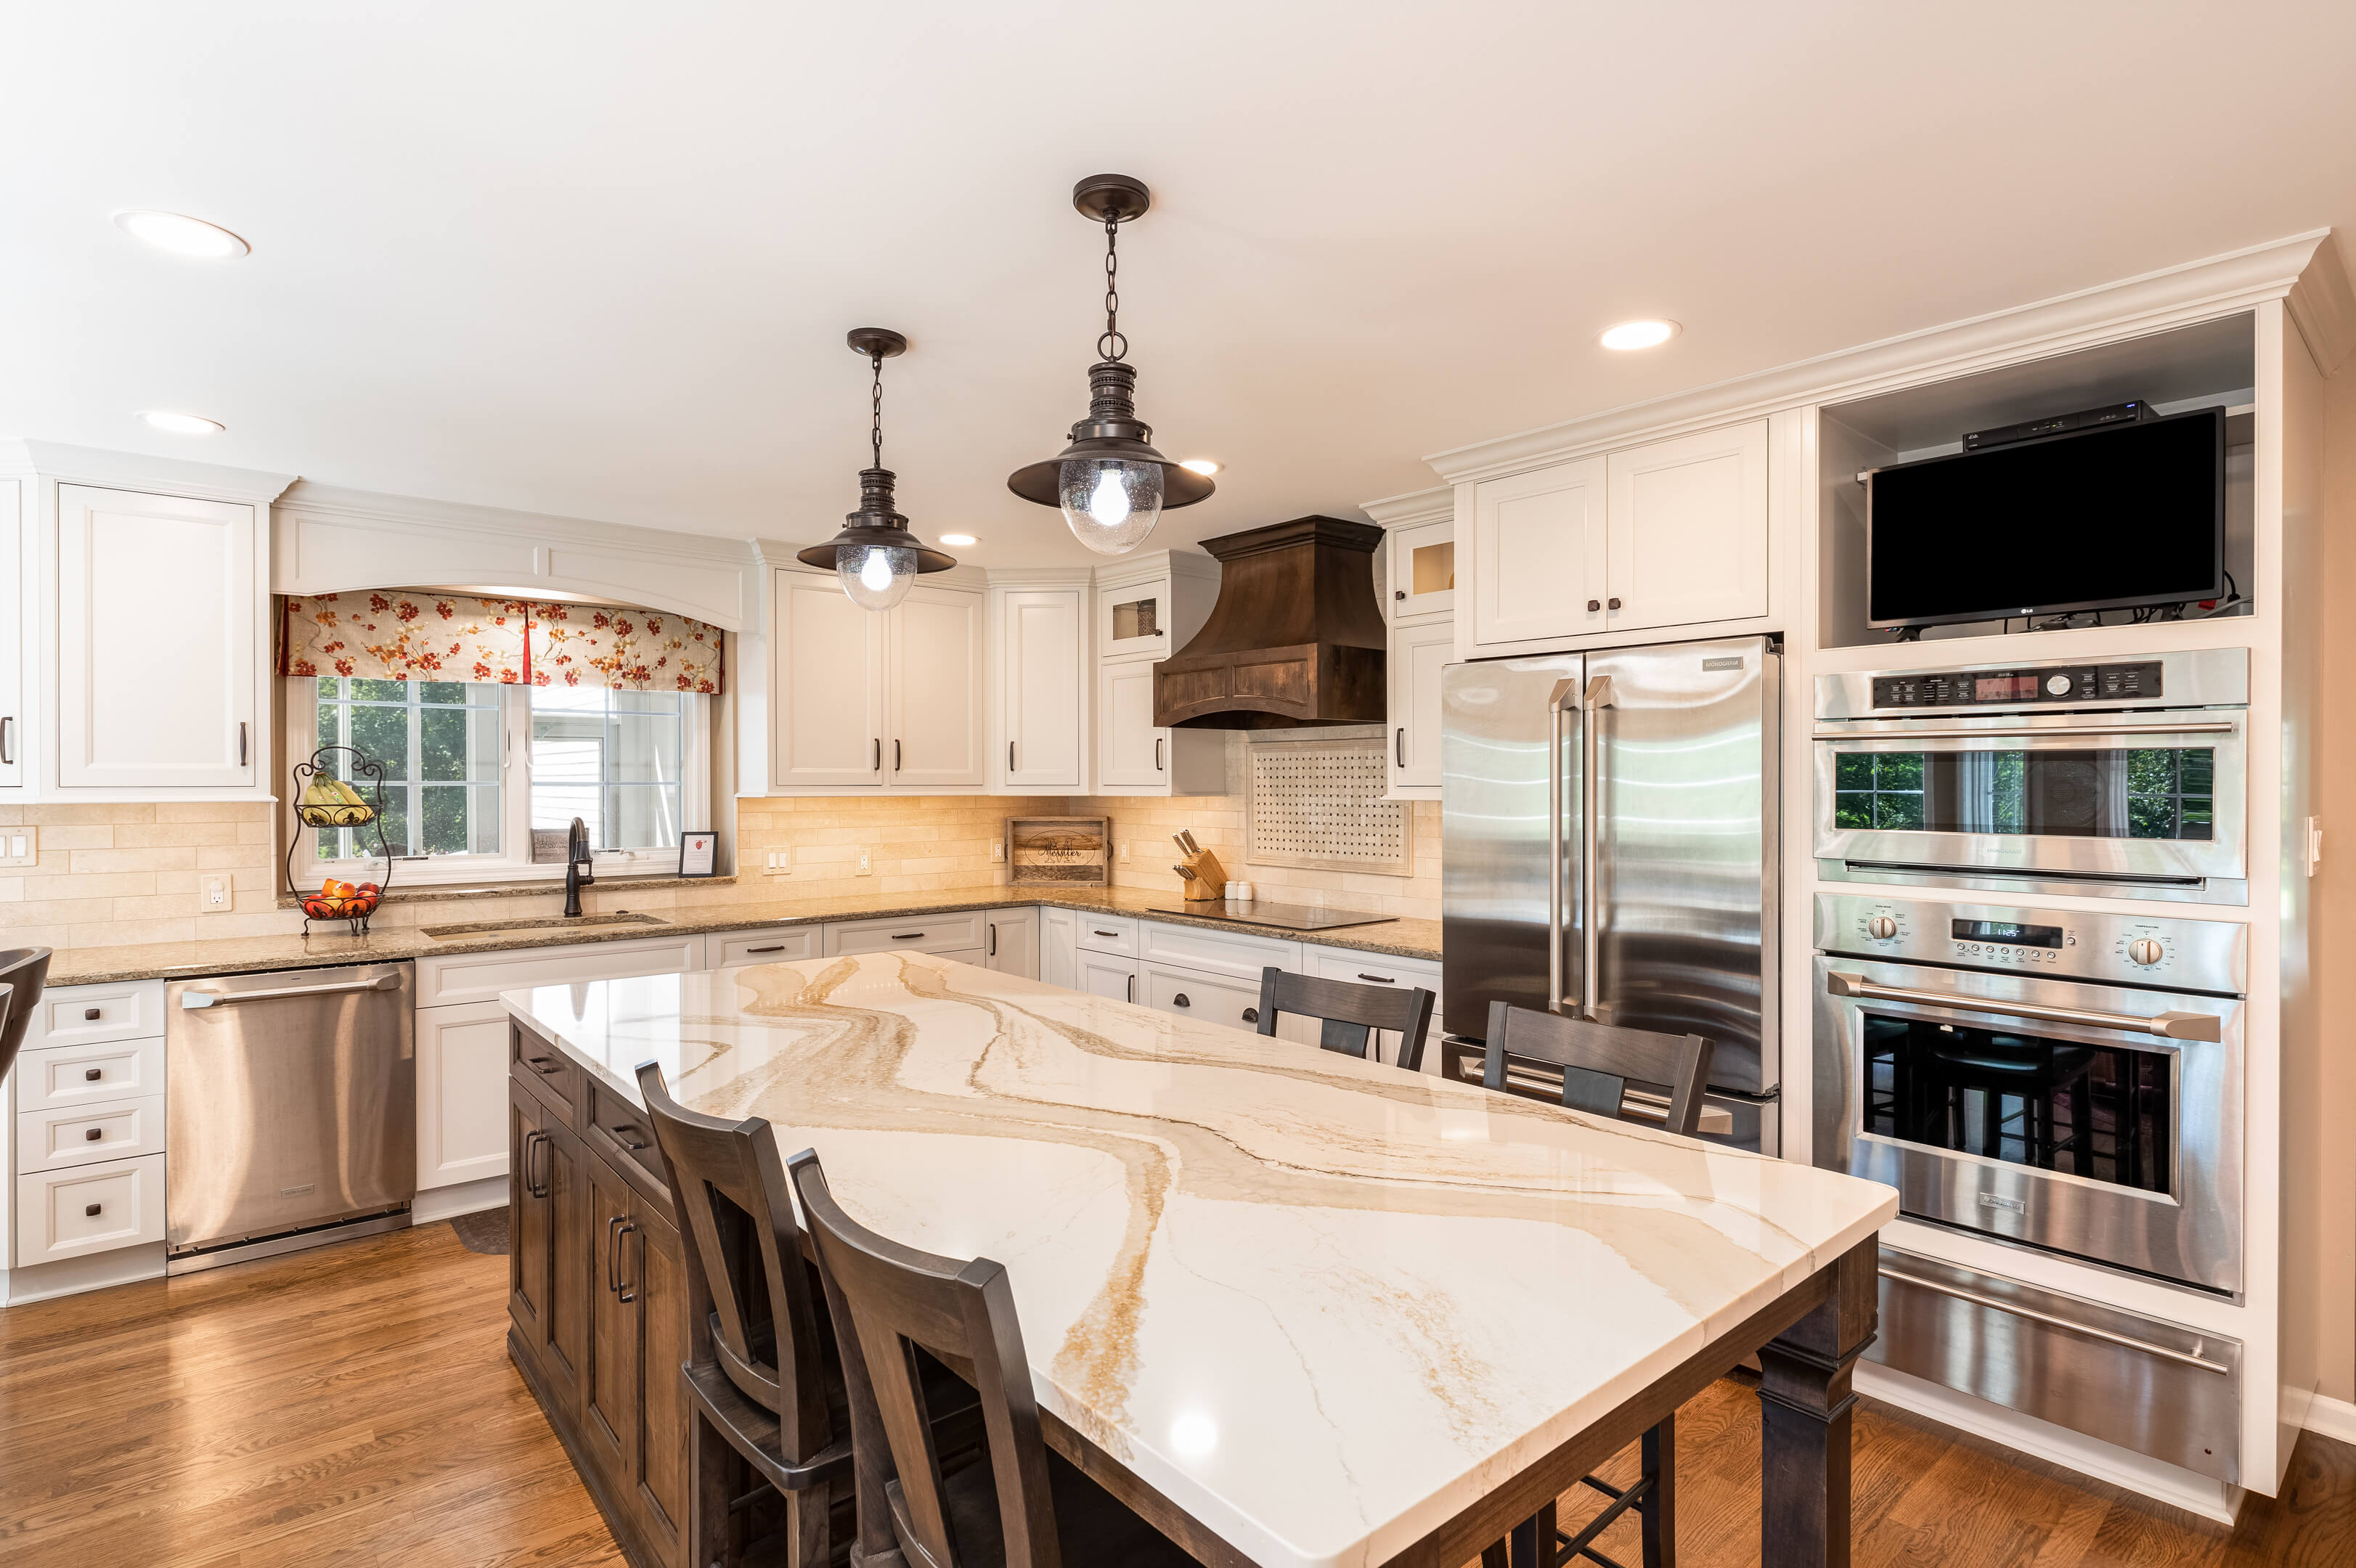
[993, 583, 1085, 791]
[0, 480, 21, 790]
[1466, 419, 1768, 651]
[887, 587, 985, 789]
[767, 569, 983, 793]
[1091, 550, 1223, 796]
[1388, 517, 1456, 622]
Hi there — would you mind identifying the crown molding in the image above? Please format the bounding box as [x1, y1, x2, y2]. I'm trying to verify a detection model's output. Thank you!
[1424, 230, 2339, 485]
[1358, 485, 1453, 528]
[279, 480, 751, 563]
[2286, 234, 2356, 376]
[0, 439, 296, 505]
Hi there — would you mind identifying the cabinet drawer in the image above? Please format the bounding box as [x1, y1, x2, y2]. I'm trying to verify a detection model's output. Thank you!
[1075, 915, 1139, 957]
[828, 912, 985, 956]
[585, 1079, 672, 1218]
[1140, 919, 1299, 982]
[708, 926, 823, 968]
[15, 1153, 166, 1265]
[1144, 964, 1266, 1035]
[510, 1019, 583, 1127]
[12, 1034, 166, 1114]
[1305, 949, 1440, 992]
[17, 1095, 167, 1175]
[25, 980, 166, 1051]
[417, 935, 703, 1008]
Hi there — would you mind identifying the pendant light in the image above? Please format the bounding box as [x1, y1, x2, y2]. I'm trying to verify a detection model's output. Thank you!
[798, 328, 955, 611]
[1006, 174, 1213, 554]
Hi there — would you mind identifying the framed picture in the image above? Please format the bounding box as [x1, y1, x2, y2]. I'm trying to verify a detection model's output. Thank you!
[678, 830, 719, 878]
[1006, 816, 1111, 887]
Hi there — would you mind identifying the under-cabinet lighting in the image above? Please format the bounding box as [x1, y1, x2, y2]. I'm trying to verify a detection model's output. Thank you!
[142, 410, 224, 435]
[114, 210, 250, 258]
[1599, 319, 1679, 351]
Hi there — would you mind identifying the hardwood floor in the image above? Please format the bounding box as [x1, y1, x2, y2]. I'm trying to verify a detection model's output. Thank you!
[0, 1221, 2349, 1567]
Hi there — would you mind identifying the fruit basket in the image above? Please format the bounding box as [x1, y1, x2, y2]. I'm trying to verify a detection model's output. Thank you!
[285, 746, 396, 936]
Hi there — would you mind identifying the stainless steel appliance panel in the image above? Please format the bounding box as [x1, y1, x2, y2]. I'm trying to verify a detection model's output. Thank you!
[166, 962, 415, 1255]
[1589, 636, 1780, 1093]
[1441, 654, 1582, 1040]
[1816, 647, 2250, 721]
[1871, 1249, 2241, 1482]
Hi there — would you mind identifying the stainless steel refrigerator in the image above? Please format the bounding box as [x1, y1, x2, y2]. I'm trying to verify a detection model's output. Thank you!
[1441, 634, 1780, 1148]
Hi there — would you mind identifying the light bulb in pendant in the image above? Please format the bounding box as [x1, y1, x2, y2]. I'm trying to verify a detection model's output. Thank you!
[1059, 457, 1162, 555]
[838, 542, 916, 611]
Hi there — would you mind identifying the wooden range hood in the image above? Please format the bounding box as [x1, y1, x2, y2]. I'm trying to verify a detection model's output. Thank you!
[1152, 515, 1388, 730]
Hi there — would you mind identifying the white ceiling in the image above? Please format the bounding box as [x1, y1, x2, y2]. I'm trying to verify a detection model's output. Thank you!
[4, 3, 2352, 568]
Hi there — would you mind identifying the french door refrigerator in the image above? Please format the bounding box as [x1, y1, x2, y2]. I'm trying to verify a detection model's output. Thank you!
[1440, 634, 1780, 1149]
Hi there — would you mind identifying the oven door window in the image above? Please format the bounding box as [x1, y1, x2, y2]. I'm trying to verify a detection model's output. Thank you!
[1832, 748, 2213, 841]
[1860, 1013, 2172, 1195]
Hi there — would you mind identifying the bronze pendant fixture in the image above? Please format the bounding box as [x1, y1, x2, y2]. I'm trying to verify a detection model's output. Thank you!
[798, 327, 955, 610]
[1006, 173, 1213, 555]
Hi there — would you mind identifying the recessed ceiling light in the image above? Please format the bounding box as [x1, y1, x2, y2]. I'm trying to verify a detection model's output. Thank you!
[1599, 319, 1679, 351]
[938, 534, 977, 547]
[113, 210, 250, 259]
[1178, 459, 1220, 477]
[142, 410, 224, 435]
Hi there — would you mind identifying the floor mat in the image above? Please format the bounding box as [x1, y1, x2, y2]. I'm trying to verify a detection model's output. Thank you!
[449, 1207, 510, 1256]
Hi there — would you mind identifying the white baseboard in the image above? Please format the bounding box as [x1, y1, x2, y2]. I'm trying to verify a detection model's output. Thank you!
[412, 1175, 509, 1223]
[0, 1243, 167, 1307]
[1858, 1361, 2242, 1524]
[2304, 1391, 2356, 1445]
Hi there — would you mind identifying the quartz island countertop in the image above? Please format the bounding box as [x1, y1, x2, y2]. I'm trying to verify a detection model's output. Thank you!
[41, 883, 1440, 987]
[504, 950, 1894, 1568]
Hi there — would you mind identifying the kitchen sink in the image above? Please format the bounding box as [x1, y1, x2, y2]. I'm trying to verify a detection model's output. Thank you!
[420, 911, 672, 939]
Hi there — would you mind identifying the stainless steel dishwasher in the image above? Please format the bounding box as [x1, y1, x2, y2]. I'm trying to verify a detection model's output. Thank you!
[166, 961, 415, 1273]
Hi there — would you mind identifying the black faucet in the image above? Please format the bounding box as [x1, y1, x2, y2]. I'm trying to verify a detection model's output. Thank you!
[563, 817, 595, 918]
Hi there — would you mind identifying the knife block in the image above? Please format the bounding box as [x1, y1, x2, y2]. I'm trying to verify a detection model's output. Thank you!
[1177, 848, 1231, 901]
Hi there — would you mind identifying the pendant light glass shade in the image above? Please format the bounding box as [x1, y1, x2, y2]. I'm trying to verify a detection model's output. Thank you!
[1059, 456, 1163, 554]
[837, 542, 918, 610]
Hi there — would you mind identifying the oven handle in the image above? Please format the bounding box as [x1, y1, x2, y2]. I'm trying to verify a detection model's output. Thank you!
[1825, 971, 2221, 1041]
[1879, 1266, 2231, 1374]
[1813, 721, 2238, 742]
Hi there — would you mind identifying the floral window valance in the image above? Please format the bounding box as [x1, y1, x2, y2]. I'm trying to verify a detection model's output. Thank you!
[277, 592, 725, 694]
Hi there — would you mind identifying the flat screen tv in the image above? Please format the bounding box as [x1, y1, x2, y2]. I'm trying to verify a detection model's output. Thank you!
[1867, 406, 2225, 629]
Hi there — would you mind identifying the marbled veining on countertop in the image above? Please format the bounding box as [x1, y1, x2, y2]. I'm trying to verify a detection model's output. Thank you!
[505, 952, 1894, 1568]
[39, 885, 1440, 987]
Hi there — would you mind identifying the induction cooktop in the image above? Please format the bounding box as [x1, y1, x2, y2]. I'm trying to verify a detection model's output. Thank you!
[1145, 900, 1398, 933]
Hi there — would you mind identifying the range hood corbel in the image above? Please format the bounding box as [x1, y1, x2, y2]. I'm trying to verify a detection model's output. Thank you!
[1151, 516, 1389, 730]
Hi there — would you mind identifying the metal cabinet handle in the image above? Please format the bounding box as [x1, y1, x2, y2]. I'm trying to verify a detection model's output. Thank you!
[1173, 992, 1189, 1007]
[86, 1203, 102, 1217]
[1155, 737, 1165, 771]
[608, 1123, 651, 1151]
[607, 1214, 627, 1294]
[1607, 597, 1621, 611]
[238, 722, 248, 766]
[1092, 929, 1120, 938]
[522, 1131, 550, 1198]
[84, 1068, 102, 1081]
[1008, 740, 1016, 772]
[872, 738, 881, 771]
[1586, 599, 1601, 612]
[1357, 973, 1395, 984]
[1395, 589, 1406, 601]
[85, 1127, 102, 1141]
[1126, 973, 1135, 1003]
[1879, 1265, 2230, 1373]
[84, 1008, 101, 1021]
[987, 923, 997, 957]
[1825, 971, 2222, 1041]
[1395, 727, 1406, 768]
[746, 944, 785, 955]
[1, 715, 12, 764]
[1242, 1007, 1259, 1023]
[616, 1222, 641, 1303]
[523, 1055, 565, 1076]
[894, 738, 902, 772]
[891, 931, 925, 940]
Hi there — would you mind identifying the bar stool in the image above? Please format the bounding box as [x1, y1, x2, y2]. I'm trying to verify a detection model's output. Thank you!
[0, 946, 54, 1085]
[1254, 965, 1436, 1070]
[1477, 1001, 1716, 1568]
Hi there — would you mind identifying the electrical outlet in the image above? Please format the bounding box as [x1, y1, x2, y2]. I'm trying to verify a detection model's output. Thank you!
[1117, 841, 1130, 863]
[991, 840, 1005, 862]
[857, 846, 873, 876]
[0, 828, 34, 867]
[200, 874, 232, 912]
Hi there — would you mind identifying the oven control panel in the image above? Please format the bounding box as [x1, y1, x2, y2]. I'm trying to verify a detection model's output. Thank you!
[1867, 661, 2162, 711]
[1815, 894, 2247, 996]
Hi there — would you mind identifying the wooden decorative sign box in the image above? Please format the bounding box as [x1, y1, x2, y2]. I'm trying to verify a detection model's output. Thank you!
[1005, 816, 1112, 887]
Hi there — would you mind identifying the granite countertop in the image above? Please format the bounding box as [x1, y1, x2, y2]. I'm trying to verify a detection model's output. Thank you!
[505, 952, 1894, 1568]
[41, 884, 1440, 987]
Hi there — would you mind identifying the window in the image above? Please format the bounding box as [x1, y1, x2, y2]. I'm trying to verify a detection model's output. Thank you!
[302, 679, 708, 883]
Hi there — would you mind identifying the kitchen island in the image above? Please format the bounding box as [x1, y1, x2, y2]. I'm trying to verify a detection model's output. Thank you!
[502, 952, 1894, 1568]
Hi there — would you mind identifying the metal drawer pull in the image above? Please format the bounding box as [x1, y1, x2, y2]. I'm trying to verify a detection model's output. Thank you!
[1242, 1007, 1258, 1023]
[1395, 727, 1406, 768]
[1825, 972, 2221, 1041]
[1173, 993, 1189, 1007]
[85, 1068, 102, 1081]
[0, 714, 10, 764]
[524, 1055, 566, 1076]
[1356, 973, 1394, 983]
[616, 1222, 641, 1303]
[86, 1127, 103, 1141]
[85, 1008, 102, 1021]
[608, 1124, 651, 1151]
[181, 973, 400, 1008]
[1881, 1267, 2230, 1374]
[86, 1204, 102, 1217]
[1815, 721, 2238, 742]
[745, 944, 786, 955]
[871, 738, 881, 771]
[987, 924, 996, 957]
[1092, 929, 1120, 939]
[890, 931, 925, 940]
[607, 1214, 627, 1294]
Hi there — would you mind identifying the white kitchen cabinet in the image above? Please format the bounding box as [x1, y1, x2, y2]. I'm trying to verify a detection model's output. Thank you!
[14, 1153, 166, 1265]
[15, 1095, 167, 1175]
[1077, 952, 1141, 1003]
[1388, 516, 1456, 622]
[707, 926, 823, 968]
[1471, 456, 1606, 648]
[887, 584, 985, 788]
[414, 934, 704, 1008]
[1038, 906, 1077, 989]
[1098, 573, 1175, 661]
[770, 570, 984, 793]
[1305, 946, 1443, 1071]
[56, 485, 259, 790]
[995, 585, 1085, 790]
[1387, 618, 1453, 798]
[828, 910, 988, 956]
[1603, 420, 1769, 632]
[415, 999, 518, 1191]
[1096, 661, 1223, 794]
[1144, 963, 1266, 1034]
[983, 907, 1038, 979]
[0, 479, 20, 789]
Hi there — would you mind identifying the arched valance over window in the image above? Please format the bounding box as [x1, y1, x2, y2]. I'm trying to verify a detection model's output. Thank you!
[276, 592, 725, 693]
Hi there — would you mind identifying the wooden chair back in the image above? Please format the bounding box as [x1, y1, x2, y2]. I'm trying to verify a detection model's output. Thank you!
[1480, 1001, 1715, 1136]
[0, 947, 52, 1085]
[634, 1061, 832, 1464]
[1254, 966, 1436, 1070]
[787, 1147, 1063, 1568]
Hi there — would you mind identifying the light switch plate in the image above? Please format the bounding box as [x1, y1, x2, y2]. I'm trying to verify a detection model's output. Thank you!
[0, 828, 35, 867]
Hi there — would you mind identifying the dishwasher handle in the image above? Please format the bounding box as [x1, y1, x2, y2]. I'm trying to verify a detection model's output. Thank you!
[179, 973, 403, 1009]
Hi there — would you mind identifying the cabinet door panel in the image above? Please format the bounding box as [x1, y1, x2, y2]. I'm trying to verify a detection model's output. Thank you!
[1388, 620, 1454, 793]
[1002, 589, 1083, 788]
[984, 910, 1038, 979]
[774, 571, 884, 788]
[544, 1119, 590, 1410]
[1097, 662, 1162, 788]
[1077, 952, 1139, 1003]
[583, 1156, 636, 1487]
[0, 479, 20, 788]
[629, 1201, 691, 1565]
[1098, 575, 1172, 659]
[57, 485, 256, 788]
[417, 1000, 513, 1190]
[1390, 518, 1455, 621]
[1604, 420, 1769, 631]
[1039, 907, 1078, 990]
[889, 585, 984, 788]
[1472, 459, 1605, 648]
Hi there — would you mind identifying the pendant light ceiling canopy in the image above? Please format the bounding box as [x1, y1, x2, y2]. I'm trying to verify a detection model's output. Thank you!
[799, 327, 956, 610]
[1006, 173, 1213, 555]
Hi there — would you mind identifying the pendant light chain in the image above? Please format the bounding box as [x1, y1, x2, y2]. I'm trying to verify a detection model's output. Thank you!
[869, 349, 886, 468]
[1098, 211, 1127, 363]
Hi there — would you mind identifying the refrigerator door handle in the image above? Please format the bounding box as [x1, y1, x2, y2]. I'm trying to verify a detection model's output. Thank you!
[1581, 674, 1615, 1021]
[1547, 677, 1582, 1015]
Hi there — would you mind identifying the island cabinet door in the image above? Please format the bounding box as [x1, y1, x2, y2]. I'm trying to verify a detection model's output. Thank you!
[582, 1156, 637, 1491]
[508, 1077, 585, 1418]
[507, 1079, 548, 1346]
[626, 1201, 691, 1568]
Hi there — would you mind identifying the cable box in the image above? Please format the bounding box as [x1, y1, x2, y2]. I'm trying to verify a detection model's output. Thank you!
[1962, 399, 2151, 451]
